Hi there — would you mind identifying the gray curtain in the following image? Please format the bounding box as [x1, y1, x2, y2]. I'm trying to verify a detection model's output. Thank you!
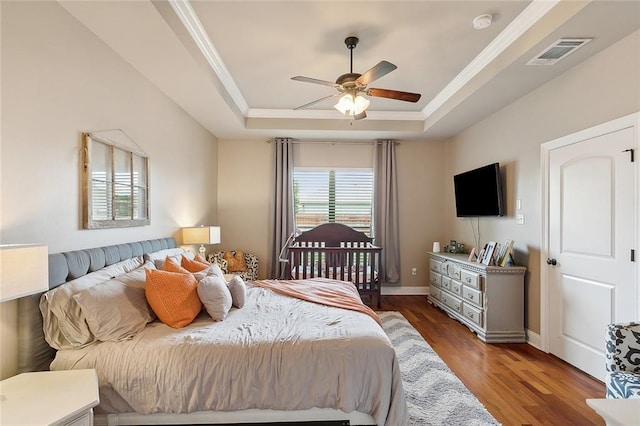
[373, 139, 400, 283]
[269, 138, 295, 279]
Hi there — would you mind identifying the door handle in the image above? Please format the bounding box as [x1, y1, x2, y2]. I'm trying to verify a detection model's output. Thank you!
[546, 258, 557, 266]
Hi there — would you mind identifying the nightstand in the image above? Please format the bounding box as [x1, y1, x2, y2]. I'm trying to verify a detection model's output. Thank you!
[0, 369, 99, 425]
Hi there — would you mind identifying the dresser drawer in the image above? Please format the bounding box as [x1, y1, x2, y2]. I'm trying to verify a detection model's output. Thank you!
[429, 271, 442, 287]
[446, 263, 461, 280]
[429, 286, 441, 301]
[461, 270, 481, 289]
[463, 303, 483, 327]
[441, 292, 462, 313]
[450, 279, 462, 296]
[430, 259, 443, 273]
[462, 285, 483, 307]
[441, 276, 451, 291]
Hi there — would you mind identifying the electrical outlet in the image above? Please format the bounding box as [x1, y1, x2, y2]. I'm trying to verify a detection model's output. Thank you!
[516, 214, 525, 225]
[411, 267, 417, 276]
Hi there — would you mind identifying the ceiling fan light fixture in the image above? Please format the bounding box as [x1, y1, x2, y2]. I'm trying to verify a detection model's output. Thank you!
[334, 93, 370, 116]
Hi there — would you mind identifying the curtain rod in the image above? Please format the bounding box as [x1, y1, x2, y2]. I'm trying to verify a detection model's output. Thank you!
[266, 138, 399, 145]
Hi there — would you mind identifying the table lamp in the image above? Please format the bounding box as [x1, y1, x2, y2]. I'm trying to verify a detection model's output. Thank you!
[181, 226, 221, 257]
[0, 244, 49, 302]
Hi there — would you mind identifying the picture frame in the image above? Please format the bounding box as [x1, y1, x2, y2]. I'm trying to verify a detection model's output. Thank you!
[481, 241, 497, 265]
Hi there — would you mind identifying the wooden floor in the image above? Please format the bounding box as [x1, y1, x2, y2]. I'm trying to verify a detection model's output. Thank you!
[379, 295, 606, 426]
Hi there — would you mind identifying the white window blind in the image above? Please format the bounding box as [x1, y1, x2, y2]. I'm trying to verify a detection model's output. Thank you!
[294, 168, 373, 234]
[84, 133, 149, 229]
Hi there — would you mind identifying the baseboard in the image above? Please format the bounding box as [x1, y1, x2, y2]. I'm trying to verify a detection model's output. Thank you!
[526, 329, 542, 350]
[382, 286, 429, 296]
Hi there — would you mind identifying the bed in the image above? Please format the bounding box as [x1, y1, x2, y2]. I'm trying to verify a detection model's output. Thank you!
[285, 223, 382, 308]
[16, 237, 407, 426]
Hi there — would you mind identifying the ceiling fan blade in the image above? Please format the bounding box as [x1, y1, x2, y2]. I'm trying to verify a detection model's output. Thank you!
[291, 76, 339, 88]
[367, 87, 421, 103]
[294, 93, 339, 110]
[356, 61, 397, 85]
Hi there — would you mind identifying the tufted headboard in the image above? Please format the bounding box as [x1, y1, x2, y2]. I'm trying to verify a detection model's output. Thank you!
[16, 237, 177, 373]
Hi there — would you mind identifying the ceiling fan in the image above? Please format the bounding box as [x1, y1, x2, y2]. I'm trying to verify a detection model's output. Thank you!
[291, 36, 421, 120]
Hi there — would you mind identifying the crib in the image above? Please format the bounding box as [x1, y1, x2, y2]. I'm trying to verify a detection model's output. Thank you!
[286, 223, 382, 308]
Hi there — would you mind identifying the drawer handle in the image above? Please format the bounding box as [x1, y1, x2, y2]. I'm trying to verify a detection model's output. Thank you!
[466, 278, 472, 283]
[467, 312, 474, 319]
[468, 294, 474, 300]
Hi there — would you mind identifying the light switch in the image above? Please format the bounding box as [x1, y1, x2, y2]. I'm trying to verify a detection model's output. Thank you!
[516, 199, 522, 210]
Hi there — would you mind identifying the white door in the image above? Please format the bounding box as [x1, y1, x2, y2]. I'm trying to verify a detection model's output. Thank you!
[548, 126, 636, 381]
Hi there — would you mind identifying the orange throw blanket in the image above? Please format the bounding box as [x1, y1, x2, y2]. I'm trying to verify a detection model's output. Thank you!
[252, 278, 381, 326]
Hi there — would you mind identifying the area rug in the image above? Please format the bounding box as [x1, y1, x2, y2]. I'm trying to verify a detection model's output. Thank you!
[379, 311, 500, 426]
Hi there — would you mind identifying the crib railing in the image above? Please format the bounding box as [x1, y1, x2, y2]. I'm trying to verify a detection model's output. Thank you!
[287, 241, 382, 307]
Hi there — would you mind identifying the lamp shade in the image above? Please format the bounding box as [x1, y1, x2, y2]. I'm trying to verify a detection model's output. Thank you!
[0, 244, 49, 303]
[334, 93, 370, 116]
[182, 226, 221, 245]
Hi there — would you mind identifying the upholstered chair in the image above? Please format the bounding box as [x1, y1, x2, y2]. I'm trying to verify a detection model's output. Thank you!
[605, 322, 640, 398]
[207, 250, 258, 281]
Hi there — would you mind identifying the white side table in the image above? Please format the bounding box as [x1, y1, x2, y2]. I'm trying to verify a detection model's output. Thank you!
[586, 398, 640, 426]
[0, 369, 99, 426]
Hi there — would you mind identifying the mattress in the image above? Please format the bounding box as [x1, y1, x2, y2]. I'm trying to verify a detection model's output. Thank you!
[51, 282, 408, 426]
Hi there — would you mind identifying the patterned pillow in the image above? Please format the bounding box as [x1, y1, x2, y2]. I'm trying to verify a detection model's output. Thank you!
[145, 269, 202, 328]
[224, 251, 248, 272]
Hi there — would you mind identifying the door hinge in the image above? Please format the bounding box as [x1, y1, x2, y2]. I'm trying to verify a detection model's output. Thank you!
[622, 148, 635, 162]
[632, 249, 636, 262]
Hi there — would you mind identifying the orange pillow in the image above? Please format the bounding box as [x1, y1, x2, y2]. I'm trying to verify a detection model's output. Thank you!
[224, 251, 248, 272]
[195, 254, 210, 265]
[181, 256, 210, 273]
[163, 256, 190, 274]
[145, 269, 201, 328]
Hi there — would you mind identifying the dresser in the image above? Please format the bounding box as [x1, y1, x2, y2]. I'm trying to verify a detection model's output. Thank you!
[428, 252, 526, 343]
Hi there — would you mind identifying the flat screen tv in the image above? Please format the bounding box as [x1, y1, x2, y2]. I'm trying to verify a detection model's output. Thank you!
[454, 162, 505, 217]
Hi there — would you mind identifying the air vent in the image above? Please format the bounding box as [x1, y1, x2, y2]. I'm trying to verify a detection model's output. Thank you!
[527, 38, 592, 65]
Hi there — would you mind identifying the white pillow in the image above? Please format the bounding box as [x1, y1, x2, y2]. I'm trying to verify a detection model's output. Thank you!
[40, 256, 144, 350]
[197, 275, 232, 321]
[73, 264, 155, 342]
[145, 248, 195, 269]
[228, 275, 246, 308]
[193, 262, 224, 282]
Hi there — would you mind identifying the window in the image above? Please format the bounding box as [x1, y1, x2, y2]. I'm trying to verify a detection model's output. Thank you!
[83, 133, 149, 229]
[293, 168, 373, 235]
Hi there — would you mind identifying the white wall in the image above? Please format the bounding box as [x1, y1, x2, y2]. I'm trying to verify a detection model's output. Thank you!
[0, 1, 218, 379]
[444, 30, 640, 334]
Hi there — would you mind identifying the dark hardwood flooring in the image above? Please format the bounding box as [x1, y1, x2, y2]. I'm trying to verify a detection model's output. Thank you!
[379, 295, 606, 426]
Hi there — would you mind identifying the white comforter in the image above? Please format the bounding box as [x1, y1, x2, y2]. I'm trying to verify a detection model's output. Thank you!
[51, 283, 408, 426]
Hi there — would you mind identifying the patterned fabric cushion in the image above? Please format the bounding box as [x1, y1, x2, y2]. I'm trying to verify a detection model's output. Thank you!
[605, 322, 640, 399]
[224, 251, 248, 272]
[207, 251, 258, 281]
[606, 372, 640, 399]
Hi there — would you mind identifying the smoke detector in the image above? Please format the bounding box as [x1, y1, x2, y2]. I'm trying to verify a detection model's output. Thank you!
[473, 14, 493, 30]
